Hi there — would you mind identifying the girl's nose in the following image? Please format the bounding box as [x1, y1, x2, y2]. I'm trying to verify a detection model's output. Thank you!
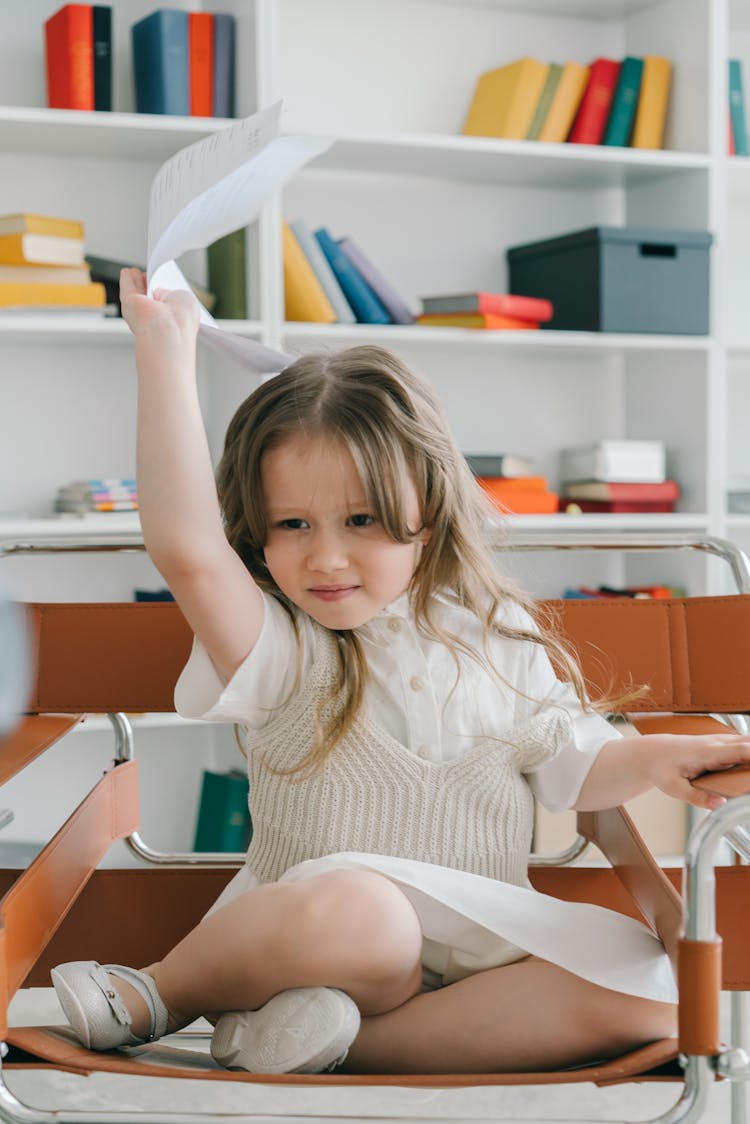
[305, 528, 348, 572]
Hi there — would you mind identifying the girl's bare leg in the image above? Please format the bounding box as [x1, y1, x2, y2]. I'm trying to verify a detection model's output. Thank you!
[343, 956, 677, 1074]
[114, 870, 423, 1037]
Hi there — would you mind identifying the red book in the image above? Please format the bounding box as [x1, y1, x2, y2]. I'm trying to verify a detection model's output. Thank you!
[45, 4, 94, 111]
[567, 58, 621, 144]
[562, 480, 680, 502]
[420, 292, 553, 321]
[564, 499, 676, 513]
[189, 12, 213, 116]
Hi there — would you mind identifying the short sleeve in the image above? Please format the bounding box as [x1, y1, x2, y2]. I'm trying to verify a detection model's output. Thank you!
[173, 592, 316, 729]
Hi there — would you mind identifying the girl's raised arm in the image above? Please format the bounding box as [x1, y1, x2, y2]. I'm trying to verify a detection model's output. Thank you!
[121, 269, 264, 680]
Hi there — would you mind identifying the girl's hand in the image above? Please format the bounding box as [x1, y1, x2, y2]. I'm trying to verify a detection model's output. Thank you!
[119, 268, 200, 345]
[644, 732, 750, 811]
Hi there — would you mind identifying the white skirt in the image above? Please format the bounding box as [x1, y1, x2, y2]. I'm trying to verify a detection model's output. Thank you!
[207, 852, 677, 1005]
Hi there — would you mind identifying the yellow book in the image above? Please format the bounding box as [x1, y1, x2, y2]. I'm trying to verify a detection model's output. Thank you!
[537, 61, 590, 143]
[462, 57, 550, 140]
[0, 213, 85, 239]
[282, 222, 336, 323]
[0, 281, 106, 307]
[0, 232, 85, 267]
[631, 55, 672, 149]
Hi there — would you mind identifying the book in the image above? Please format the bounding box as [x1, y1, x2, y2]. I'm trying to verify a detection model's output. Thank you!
[462, 57, 550, 140]
[568, 58, 622, 145]
[526, 63, 563, 140]
[416, 312, 539, 330]
[479, 482, 559, 515]
[563, 498, 676, 513]
[207, 229, 246, 318]
[477, 475, 549, 493]
[420, 292, 553, 321]
[193, 769, 252, 853]
[729, 59, 749, 157]
[338, 235, 415, 324]
[313, 227, 390, 324]
[0, 213, 84, 239]
[188, 11, 213, 117]
[85, 253, 215, 313]
[289, 219, 355, 324]
[561, 480, 679, 502]
[0, 232, 85, 266]
[537, 61, 590, 143]
[0, 263, 91, 285]
[56, 477, 138, 512]
[631, 55, 672, 149]
[212, 12, 235, 118]
[464, 453, 534, 478]
[92, 6, 112, 111]
[44, 3, 94, 110]
[282, 222, 336, 323]
[131, 8, 189, 116]
[0, 280, 106, 308]
[602, 57, 644, 147]
[560, 440, 666, 483]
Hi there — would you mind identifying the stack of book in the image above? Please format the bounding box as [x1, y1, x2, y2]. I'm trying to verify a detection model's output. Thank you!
[54, 478, 138, 514]
[283, 220, 415, 325]
[131, 8, 235, 117]
[417, 292, 553, 330]
[44, 4, 112, 111]
[0, 214, 108, 312]
[559, 439, 679, 513]
[462, 54, 672, 149]
[562, 583, 685, 600]
[466, 454, 558, 514]
[729, 59, 749, 156]
[84, 253, 215, 315]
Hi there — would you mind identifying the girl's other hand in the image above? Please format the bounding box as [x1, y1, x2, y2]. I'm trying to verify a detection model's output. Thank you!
[119, 267, 200, 344]
[645, 732, 750, 811]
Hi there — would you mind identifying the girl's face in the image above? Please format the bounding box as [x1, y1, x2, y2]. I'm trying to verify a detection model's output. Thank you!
[261, 433, 428, 630]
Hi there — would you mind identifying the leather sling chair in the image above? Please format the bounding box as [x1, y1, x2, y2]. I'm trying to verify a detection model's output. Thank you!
[1, 530, 750, 1124]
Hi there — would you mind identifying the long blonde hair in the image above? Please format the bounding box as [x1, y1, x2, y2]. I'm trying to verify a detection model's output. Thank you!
[216, 345, 591, 775]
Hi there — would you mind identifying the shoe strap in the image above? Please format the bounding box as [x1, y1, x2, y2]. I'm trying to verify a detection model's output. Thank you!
[105, 965, 170, 1043]
[88, 963, 131, 1028]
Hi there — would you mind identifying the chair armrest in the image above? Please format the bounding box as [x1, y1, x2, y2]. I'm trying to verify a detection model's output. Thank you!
[692, 764, 750, 799]
[0, 714, 84, 785]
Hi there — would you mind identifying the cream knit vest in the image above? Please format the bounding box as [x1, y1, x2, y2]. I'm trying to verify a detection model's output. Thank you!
[244, 626, 572, 886]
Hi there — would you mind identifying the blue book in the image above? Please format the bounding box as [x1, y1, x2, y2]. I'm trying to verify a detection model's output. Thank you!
[602, 56, 643, 146]
[212, 13, 236, 118]
[313, 228, 391, 324]
[729, 59, 749, 157]
[131, 9, 189, 116]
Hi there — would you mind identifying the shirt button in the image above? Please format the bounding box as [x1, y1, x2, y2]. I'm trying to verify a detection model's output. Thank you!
[388, 618, 403, 632]
[410, 676, 424, 692]
[417, 745, 431, 759]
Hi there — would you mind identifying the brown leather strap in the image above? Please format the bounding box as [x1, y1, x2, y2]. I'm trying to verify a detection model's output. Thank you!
[0, 761, 139, 1037]
[577, 806, 681, 970]
[0, 714, 83, 785]
[678, 938, 723, 1055]
[630, 715, 750, 798]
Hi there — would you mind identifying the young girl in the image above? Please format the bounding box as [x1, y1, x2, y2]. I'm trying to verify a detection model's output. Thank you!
[52, 269, 750, 1077]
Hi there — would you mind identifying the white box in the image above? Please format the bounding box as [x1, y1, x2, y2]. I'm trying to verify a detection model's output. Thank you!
[560, 440, 666, 483]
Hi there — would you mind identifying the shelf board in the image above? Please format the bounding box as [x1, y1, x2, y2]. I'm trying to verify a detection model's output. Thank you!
[501, 513, 711, 534]
[0, 514, 143, 548]
[282, 322, 711, 357]
[0, 315, 262, 341]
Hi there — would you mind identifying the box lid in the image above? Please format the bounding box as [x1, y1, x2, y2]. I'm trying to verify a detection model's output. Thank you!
[507, 225, 714, 260]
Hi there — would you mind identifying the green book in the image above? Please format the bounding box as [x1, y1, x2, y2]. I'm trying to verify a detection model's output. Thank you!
[193, 769, 252, 852]
[207, 228, 247, 319]
[526, 63, 563, 140]
[603, 56, 644, 147]
[729, 59, 749, 157]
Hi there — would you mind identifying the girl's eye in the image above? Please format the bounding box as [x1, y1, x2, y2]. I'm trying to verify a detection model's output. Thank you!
[349, 513, 376, 528]
[277, 518, 308, 530]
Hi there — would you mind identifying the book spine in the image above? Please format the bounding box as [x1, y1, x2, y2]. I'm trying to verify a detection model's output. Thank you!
[464, 455, 532, 477]
[132, 9, 189, 116]
[729, 59, 749, 157]
[337, 236, 415, 324]
[212, 13, 235, 118]
[420, 293, 552, 319]
[505, 59, 550, 139]
[289, 220, 356, 324]
[568, 58, 621, 144]
[526, 63, 563, 140]
[537, 62, 589, 143]
[45, 3, 95, 111]
[189, 11, 213, 117]
[193, 770, 251, 853]
[631, 55, 672, 150]
[602, 56, 643, 147]
[92, 5, 112, 111]
[282, 223, 336, 323]
[0, 280, 105, 306]
[207, 229, 247, 319]
[314, 228, 390, 324]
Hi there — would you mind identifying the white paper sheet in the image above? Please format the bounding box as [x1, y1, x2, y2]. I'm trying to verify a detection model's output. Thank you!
[144, 102, 331, 373]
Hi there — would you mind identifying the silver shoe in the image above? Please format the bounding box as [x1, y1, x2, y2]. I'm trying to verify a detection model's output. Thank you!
[51, 961, 169, 1050]
[211, 987, 360, 1074]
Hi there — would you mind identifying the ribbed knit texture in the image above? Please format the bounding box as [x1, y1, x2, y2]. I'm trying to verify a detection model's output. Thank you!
[244, 627, 573, 886]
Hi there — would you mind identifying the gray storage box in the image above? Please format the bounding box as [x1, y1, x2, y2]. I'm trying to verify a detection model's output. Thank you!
[507, 225, 712, 334]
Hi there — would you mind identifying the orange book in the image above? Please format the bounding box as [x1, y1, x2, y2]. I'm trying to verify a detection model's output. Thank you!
[568, 58, 621, 144]
[189, 12, 214, 117]
[416, 312, 539, 330]
[631, 55, 672, 149]
[44, 4, 94, 110]
[0, 280, 106, 307]
[483, 489, 559, 515]
[282, 222, 336, 323]
[477, 476, 548, 494]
